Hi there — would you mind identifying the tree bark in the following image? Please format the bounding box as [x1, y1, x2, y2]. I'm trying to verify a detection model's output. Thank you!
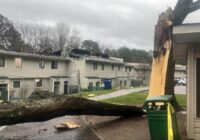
[0, 96, 145, 126]
[152, 0, 200, 110]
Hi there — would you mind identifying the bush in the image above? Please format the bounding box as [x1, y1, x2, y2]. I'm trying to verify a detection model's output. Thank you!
[82, 88, 89, 92]
[131, 79, 143, 87]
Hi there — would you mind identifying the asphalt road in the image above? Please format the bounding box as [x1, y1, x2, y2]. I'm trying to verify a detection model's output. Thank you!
[175, 85, 186, 95]
[0, 115, 100, 140]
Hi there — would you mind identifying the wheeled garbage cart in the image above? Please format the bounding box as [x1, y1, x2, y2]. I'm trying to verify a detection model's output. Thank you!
[144, 95, 180, 140]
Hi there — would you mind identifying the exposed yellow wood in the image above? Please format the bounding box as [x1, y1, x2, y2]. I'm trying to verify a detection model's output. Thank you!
[148, 40, 172, 97]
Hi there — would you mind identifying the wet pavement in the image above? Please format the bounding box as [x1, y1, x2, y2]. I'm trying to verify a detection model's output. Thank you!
[0, 115, 100, 140]
[85, 113, 188, 140]
[175, 85, 186, 95]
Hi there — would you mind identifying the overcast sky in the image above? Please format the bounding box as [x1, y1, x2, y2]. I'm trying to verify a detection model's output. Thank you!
[0, 0, 200, 50]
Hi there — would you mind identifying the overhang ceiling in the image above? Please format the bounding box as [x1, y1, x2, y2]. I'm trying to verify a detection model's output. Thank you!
[173, 23, 200, 60]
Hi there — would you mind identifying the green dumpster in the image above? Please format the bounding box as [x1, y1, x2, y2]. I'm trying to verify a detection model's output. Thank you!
[144, 95, 180, 140]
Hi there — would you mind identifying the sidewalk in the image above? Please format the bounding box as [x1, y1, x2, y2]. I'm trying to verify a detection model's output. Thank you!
[89, 87, 148, 101]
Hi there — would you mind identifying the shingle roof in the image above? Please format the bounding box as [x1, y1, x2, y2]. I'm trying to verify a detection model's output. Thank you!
[0, 50, 69, 61]
[85, 56, 124, 64]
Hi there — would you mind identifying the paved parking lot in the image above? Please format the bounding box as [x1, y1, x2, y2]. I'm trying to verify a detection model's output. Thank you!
[175, 85, 186, 95]
[0, 116, 99, 140]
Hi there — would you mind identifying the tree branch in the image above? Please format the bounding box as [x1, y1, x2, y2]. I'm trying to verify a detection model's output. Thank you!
[189, 0, 200, 13]
[173, 0, 193, 25]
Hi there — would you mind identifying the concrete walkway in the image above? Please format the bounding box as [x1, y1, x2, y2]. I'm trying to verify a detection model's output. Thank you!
[89, 87, 148, 101]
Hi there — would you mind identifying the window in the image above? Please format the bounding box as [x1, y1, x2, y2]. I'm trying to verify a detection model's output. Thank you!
[112, 65, 114, 71]
[13, 81, 20, 88]
[101, 80, 103, 85]
[36, 79, 42, 87]
[118, 65, 120, 71]
[101, 64, 104, 70]
[51, 61, 58, 69]
[0, 56, 5, 67]
[39, 60, 45, 69]
[125, 67, 128, 72]
[93, 63, 97, 70]
[129, 67, 131, 72]
[15, 58, 22, 68]
[89, 82, 93, 86]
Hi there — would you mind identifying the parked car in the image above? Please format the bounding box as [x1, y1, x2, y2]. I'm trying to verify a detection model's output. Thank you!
[174, 79, 179, 85]
[178, 78, 186, 85]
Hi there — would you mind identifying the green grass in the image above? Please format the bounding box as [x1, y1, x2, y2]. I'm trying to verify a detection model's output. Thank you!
[175, 94, 187, 108]
[102, 92, 187, 108]
[68, 89, 116, 98]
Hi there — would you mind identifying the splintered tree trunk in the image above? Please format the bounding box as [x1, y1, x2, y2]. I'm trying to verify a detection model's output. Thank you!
[150, 7, 183, 110]
[152, 0, 200, 110]
[0, 96, 145, 126]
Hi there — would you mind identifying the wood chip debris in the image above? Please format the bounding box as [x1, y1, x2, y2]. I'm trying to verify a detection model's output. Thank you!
[54, 121, 81, 130]
[87, 94, 95, 97]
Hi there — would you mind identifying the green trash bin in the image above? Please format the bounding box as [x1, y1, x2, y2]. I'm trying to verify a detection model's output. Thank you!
[144, 95, 180, 140]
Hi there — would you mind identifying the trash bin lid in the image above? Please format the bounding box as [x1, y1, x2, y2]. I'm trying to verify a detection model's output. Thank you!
[145, 95, 172, 103]
[143, 95, 172, 110]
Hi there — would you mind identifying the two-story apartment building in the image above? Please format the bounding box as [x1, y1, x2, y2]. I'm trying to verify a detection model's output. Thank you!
[0, 50, 70, 100]
[68, 56, 128, 90]
[0, 49, 186, 101]
[175, 64, 186, 79]
[125, 63, 151, 86]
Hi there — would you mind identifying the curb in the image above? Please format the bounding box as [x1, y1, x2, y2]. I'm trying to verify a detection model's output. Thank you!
[81, 115, 104, 140]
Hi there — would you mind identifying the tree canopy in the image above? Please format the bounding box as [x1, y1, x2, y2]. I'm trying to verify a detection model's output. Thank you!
[81, 40, 101, 55]
[108, 46, 152, 63]
[0, 13, 25, 52]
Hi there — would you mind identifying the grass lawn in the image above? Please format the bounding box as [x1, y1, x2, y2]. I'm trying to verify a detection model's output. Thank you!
[68, 89, 116, 98]
[102, 92, 186, 108]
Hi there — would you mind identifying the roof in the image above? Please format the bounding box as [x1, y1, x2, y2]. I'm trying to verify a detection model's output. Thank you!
[125, 63, 151, 70]
[84, 56, 124, 65]
[173, 23, 200, 59]
[173, 23, 200, 35]
[0, 76, 9, 79]
[0, 50, 69, 61]
[0, 75, 69, 79]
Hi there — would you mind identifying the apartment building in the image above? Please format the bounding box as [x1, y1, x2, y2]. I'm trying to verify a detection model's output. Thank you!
[68, 56, 128, 90]
[125, 63, 151, 86]
[175, 64, 186, 79]
[68, 55, 153, 91]
[0, 49, 187, 101]
[0, 50, 70, 100]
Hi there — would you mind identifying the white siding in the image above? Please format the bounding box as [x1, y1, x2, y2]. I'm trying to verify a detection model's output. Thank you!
[0, 56, 68, 78]
[187, 45, 195, 139]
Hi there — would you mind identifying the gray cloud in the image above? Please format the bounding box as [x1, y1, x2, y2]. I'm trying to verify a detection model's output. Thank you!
[0, 0, 199, 50]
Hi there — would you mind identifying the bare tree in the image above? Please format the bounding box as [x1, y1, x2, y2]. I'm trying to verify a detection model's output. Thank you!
[37, 26, 55, 52]
[53, 23, 70, 52]
[67, 28, 81, 49]
[16, 23, 43, 53]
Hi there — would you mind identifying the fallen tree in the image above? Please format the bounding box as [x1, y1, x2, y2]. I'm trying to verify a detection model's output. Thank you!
[0, 96, 145, 126]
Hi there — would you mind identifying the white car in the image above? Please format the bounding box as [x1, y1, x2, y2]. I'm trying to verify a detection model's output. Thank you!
[178, 78, 186, 85]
